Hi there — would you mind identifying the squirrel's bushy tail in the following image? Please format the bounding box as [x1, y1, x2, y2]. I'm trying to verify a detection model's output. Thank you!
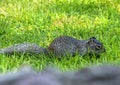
[0, 49, 5, 54]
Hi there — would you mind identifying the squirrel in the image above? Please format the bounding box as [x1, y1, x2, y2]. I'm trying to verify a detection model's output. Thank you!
[0, 36, 105, 57]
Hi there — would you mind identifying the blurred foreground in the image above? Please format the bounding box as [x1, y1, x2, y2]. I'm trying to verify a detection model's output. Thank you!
[0, 65, 120, 85]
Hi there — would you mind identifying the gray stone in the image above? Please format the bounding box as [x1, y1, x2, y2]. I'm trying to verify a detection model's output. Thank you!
[0, 65, 120, 85]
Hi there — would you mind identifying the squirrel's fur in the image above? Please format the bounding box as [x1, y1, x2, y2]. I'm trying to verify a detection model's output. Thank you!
[0, 36, 105, 57]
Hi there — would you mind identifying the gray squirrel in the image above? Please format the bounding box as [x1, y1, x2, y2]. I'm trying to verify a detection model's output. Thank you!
[0, 36, 105, 57]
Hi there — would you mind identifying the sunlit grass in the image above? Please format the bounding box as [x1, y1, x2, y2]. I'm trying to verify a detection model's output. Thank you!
[0, 0, 120, 72]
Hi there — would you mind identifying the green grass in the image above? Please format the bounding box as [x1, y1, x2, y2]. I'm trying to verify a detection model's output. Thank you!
[0, 0, 120, 72]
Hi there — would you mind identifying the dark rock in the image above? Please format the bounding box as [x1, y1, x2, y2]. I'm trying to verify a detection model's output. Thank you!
[0, 65, 120, 85]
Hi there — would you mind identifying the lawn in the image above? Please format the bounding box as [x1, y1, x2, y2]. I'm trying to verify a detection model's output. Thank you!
[0, 0, 120, 72]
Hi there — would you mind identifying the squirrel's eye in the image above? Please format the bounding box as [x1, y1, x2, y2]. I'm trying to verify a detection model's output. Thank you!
[96, 45, 101, 49]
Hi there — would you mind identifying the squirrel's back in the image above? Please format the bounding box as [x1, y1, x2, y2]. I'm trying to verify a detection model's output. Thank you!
[47, 36, 105, 57]
[47, 36, 84, 57]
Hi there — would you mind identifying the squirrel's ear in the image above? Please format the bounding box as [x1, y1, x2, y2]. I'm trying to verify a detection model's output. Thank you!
[90, 37, 96, 39]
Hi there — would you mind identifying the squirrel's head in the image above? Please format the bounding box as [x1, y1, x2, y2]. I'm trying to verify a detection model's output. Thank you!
[86, 37, 105, 55]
